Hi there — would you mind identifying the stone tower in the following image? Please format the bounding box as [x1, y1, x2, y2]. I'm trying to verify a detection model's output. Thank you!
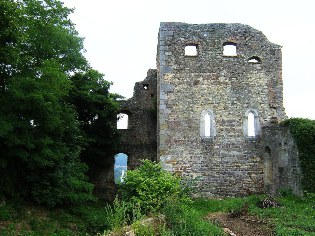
[157, 22, 288, 196]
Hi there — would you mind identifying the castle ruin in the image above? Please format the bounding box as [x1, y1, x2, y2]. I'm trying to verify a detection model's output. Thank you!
[101, 22, 301, 199]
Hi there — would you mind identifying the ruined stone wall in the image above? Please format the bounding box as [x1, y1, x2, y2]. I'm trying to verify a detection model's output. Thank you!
[92, 70, 157, 201]
[157, 23, 287, 197]
[262, 125, 301, 195]
[119, 69, 157, 170]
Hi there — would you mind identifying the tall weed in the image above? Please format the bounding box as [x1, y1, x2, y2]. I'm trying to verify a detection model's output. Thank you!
[163, 199, 224, 236]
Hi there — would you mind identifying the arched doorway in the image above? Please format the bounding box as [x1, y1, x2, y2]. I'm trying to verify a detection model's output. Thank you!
[114, 153, 128, 184]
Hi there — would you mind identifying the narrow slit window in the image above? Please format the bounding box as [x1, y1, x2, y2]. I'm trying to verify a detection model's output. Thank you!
[243, 109, 260, 139]
[223, 42, 237, 56]
[248, 112, 255, 136]
[204, 113, 211, 137]
[185, 45, 198, 56]
[200, 109, 216, 140]
[117, 113, 128, 129]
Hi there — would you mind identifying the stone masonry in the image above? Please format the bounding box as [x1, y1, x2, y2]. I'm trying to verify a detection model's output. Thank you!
[119, 69, 157, 169]
[156, 22, 298, 197]
[103, 22, 302, 200]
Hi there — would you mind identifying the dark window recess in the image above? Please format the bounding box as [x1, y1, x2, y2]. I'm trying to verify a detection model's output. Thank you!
[143, 84, 149, 90]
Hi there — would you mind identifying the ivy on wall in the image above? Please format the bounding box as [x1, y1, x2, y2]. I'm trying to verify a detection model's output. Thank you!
[282, 118, 315, 193]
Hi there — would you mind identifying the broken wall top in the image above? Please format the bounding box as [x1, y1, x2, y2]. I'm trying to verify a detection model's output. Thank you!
[157, 22, 282, 75]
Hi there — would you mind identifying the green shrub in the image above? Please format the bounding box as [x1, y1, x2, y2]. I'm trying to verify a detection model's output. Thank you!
[0, 204, 13, 221]
[103, 197, 132, 230]
[162, 199, 224, 236]
[119, 160, 186, 214]
[132, 220, 155, 236]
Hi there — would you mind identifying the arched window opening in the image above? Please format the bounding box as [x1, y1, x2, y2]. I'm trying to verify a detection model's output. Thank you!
[248, 56, 261, 63]
[248, 112, 255, 137]
[200, 109, 216, 140]
[114, 153, 128, 184]
[243, 109, 260, 139]
[117, 113, 128, 129]
[185, 45, 198, 56]
[223, 42, 237, 56]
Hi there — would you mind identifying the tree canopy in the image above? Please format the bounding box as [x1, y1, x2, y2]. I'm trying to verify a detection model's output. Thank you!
[0, 0, 120, 206]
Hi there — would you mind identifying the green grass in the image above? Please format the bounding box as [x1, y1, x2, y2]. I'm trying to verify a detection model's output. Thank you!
[249, 194, 315, 235]
[0, 201, 109, 235]
[192, 194, 315, 236]
[162, 199, 225, 236]
[1, 194, 314, 235]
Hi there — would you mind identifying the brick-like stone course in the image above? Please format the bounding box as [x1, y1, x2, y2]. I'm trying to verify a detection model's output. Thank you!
[157, 22, 289, 197]
[96, 22, 302, 201]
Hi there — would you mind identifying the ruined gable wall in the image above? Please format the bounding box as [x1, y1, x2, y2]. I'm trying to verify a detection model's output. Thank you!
[157, 23, 287, 196]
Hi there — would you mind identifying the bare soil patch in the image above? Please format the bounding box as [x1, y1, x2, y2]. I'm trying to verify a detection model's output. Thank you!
[206, 212, 274, 236]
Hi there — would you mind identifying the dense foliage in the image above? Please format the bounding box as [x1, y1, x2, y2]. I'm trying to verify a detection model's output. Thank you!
[68, 70, 121, 177]
[119, 160, 186, 214]
[282, 118, 315, 193]
[0, 0, 119, 206]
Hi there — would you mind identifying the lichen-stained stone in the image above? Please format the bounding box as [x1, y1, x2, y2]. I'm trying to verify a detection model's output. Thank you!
[157, 22, 289, 197]
[99, 22, 301, 201]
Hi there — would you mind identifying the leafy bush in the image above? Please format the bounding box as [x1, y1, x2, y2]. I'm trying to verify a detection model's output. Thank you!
[162, 199, 224, 236]
[282, 118, 315, 193]
[103, 197, 139, 231]
[119, 160, 186, 214]
[132, 220, 155, 236]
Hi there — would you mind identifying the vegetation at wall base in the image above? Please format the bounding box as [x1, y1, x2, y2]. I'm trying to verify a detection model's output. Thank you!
[0, 159, 314, 235]
[118, 160, 190, 214]
[282, 118, 315, 193]
[1, 193, 314, 235]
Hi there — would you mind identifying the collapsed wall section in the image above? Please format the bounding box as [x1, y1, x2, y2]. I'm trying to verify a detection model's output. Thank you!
[92, 69, 157, 201]
[157, 22, 287, 196]
[119, 69, 157, 169]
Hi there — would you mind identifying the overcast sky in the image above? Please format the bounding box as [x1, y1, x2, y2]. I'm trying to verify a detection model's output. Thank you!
[63, 0, 314, 119]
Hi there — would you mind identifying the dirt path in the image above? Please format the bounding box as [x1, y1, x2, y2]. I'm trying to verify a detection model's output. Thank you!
[206, 212, 274, 236]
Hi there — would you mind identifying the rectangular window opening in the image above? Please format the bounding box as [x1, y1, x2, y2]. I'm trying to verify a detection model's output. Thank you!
[223, 43, 237, 56]
[185, 45, 198, 56]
